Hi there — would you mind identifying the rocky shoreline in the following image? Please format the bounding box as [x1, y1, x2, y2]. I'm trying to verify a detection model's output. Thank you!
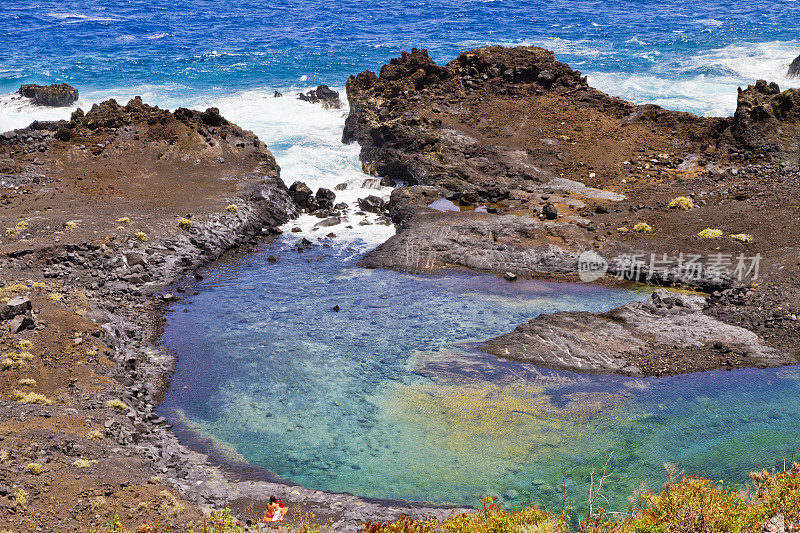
[343, 45, 800, 377]
[2, 45, 800, 531]
[0, 97, 468, 531]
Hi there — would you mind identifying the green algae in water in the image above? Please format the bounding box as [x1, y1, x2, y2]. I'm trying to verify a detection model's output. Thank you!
[159, 242, 800, 514]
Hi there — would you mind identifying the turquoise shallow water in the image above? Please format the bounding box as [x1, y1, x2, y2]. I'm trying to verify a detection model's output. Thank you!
[159, 241, 800, 513]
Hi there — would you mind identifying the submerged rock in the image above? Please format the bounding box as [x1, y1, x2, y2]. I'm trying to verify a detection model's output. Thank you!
[482, 289, 793, 376]
[19, 83, 79, 107]
[298, 85, 342, 109]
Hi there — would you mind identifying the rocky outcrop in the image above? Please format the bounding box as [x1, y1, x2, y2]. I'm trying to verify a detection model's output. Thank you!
[18, 83, 79, 106]
[730, 80, 800, 162]
[789, 54, 800, 77]
[345, 46, 800, 376]
[482, 289, 793, 376]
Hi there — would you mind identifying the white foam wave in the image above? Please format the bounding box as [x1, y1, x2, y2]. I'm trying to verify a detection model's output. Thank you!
[47, 11, 123, 23]
[590, 40, 800, 116]
[0, 93, 78, 132]
[499, 37, 607, 58]
[679, 40, 800, 89]
[206, 90, 396, 249]
[0, 86, 395, 249]
[588, 72, 741, 116]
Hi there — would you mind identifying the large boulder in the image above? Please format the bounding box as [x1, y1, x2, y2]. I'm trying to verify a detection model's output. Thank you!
[18, 83, 79, 107]
[1, 296, 32, 320]
[315, 187, 336, 210]
[288, 181, 317, 210]
[731, 80, 800, 159]
[358, 195, 386, 214]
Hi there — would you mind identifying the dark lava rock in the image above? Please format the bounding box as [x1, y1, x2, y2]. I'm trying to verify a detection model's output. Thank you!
[289, 181, 316, 210]
[267, 255, 278, 263]
[504, 272, 517, 281]
[542, 201, 558, 220]
[789, 54, 800, 78]
[274, 91, 283, 98]
[19, 83, 79, 107]
[315, 187, 336, 210]
[358, 195, 386, 214]
[298, 85, 342, 109]
[1, 295, 32, 320]
[731, 80, 800, 158]
[333, 305, 340, 312]
[9, 314, 35, 334]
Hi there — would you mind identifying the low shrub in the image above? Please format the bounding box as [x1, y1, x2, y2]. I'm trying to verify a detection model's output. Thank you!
[668, 196, 694, 210]
[73, 458, 98, 468]
[116, 217, 131, 224]
[178, 218, 194, 230]
[12, 488, 28, 507]
[730, 233, 753, 243]
[24, 462, 43, 475]
[11, 390, 52, 405]
[226, 204, 239, 213]
[633, 222, 652, 232]
[134, 231, 149, 242]
[698, 228, 724, 239]
[106, 399, 127, 411]
[86, 429, 104, 441]
[159, 490, 185, 517]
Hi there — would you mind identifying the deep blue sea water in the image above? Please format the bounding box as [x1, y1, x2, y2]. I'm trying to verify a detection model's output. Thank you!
[2, 0, 800, 115]
[4, 0, 800, 515]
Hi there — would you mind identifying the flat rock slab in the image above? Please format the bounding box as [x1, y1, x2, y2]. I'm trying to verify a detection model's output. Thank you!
[482, 289, 793, 376]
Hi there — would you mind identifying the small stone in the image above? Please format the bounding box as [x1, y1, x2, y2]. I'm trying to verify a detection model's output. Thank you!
[504, 272, 517, 281]
[542, 202, 558, 220]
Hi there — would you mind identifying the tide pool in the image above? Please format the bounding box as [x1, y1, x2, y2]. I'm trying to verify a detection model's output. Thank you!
[159, 242, 800, 514]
